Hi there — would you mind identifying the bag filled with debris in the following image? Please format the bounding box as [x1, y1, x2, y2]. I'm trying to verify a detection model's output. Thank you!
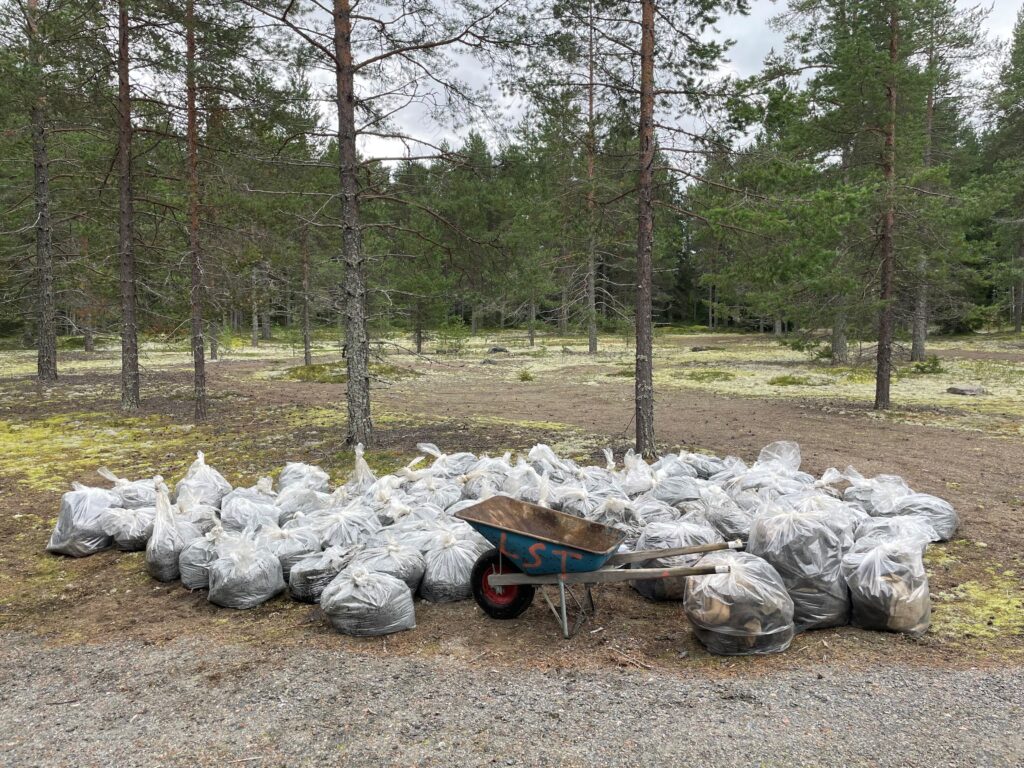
[871, 492, 958, 542]
[351, 541, 426, 591]
[746, 505, 849, 631]
[841, 541, 930, 637]
[47, 483, 119, 557]
[256, 524, 321, 580]
[100, 505, 155, 551]
[207, 537, 285, 609]
[277, 462, 330, 493]
[288, 544, 362, 603]
[146, 480, 203, 581]
[321, 566, 416, 636]
[419, 532, 479, 603]
[631, 520, 724, 601]
[179, 527, 241, 590]
[854, 515, 938, 554]
[174, 451, 232, 507]
[98, 468, 158, 509]
[683, 550, 795, 656]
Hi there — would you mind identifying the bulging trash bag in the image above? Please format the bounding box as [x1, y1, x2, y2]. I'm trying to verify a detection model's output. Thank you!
[836, 467, 912, 515]
[648, 472, 704, 507]
[419, 532, 478, 603]
[630, 495, 680, 525]
[418, 442, 479, 479]
[871, 493, 958, 542]
[631, 520, 724, 601]
[207, 538, 285, 609]
[221, 476, 276, 507]
[100, 506, 155, 551]
[684, 485, 753, 542]
[275, 485, 331, 526]
[460, 454, 512, 499]
[618, 449, 655, 497]
[316, 502, 382, 548]
[178, 527, 239, 590]
[854, 515, 938, 553]
[174, 451, 232, 507]
[841, 542, 930, 637]
[560, 485, 629, 519]
[277, 462, 330, 493]
[351, 541, 426, 591]
[678, 451, 727, 480]
[684, 550, 795, 656]
[526, 444, 577, 484]
[344, 443, 378, 494]
[175, 489, 219, 533]
[257, 524, 321, 579]
[756, 440, 804, 474]
[407, 475, 463, 510]
[46, 483, 119, 557]
[777, 491, 868, 553]
[371, 494, 415, 526]
[650, 454, 699, 479]
[586, 497, 644, 549]
[98, 468, 157, 509]
[288, 544, 363, 603]
[220, 491, 280, 532]
[746, 505, 849, 631]
[321, 566, 416, 637]
[146, 480, 202, 582]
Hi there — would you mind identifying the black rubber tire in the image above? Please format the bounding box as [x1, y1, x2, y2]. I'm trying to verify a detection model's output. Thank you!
[471, 548, 535, 620]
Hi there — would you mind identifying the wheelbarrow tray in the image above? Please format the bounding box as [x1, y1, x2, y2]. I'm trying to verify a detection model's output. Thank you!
[455, 495, 626, 576]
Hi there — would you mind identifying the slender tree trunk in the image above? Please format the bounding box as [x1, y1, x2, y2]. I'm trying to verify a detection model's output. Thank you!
[875, 8, 899, 411]
[83, 319, 95, 353]
[470, 305, 480, 335]
[558, 279, 569, 335]
[261, 309, 271, 340]
[414, 321, 423, 354]
[585, 0, 598, 355]
[209, 322, 218, 360]
[1014, 247, 1024, 333]
[117, 0, 140, 410]
[251, 269, 259, 347]
[185, 0, 206, 422]
[831, 310, 849, 365]
[528, 299, 536, 347]
[301, 228, 312, 366]
[911, 70, 936, 363]
[634, 0, 656, 458]
[773, 315, 782, 336]
[27, 1, 57, 383]
[334, 0, 372, 446]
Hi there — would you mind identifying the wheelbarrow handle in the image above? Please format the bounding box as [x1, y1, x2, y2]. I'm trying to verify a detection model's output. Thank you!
[605, 539, 744, 567]
[488, 563, 729, 587]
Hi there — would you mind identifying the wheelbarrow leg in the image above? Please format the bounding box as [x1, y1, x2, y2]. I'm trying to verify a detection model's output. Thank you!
[540, 585, 570, 639]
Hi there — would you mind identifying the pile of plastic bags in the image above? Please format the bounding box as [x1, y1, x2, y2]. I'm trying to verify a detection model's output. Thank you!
[47, 439, 955, 649]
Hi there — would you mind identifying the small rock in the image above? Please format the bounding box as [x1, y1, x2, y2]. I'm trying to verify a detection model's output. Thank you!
[946, 385, 987, 396]
[487, 346, 509, 354]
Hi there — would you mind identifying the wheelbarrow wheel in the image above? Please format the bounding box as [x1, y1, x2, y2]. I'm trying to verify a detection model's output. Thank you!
[471, 549, 535, 620]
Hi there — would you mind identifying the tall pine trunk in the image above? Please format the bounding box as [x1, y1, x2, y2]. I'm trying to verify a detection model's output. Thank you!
[185, 0, 206, 421]
[251, 268, 259, 347]
[911, 67, 936, 363]
[27, 1, 57, 383]
[875, 8, 899, 411]
[209, 322, 218, 360]
[1014, 247, 1024, 333]
[528, 299, 536, 347]
[117, 0, 140, 410]
[831, 310, 849, 365]
[334, 0, 372, 445]
[585, 0, 598, 355]
[634, 0, 656, 458]
[301, 228, 312, 366]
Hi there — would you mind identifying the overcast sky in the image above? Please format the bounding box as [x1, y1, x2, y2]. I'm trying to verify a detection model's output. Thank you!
[359, 0, 1021, 159]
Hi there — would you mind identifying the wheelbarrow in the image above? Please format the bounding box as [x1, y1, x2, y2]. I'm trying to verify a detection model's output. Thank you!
[455, 495, 741, 638]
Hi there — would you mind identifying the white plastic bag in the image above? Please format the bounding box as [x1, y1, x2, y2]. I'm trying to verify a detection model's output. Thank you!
[351, 542, 426, 591]
[871, 493, 958, 541]
[316, 502, 382, 548]
[321, 566, 416, 636]
[631, 520, 724, 601]
[419, 532, 478, 602]
[98, 468, 157, 509]
[288, 544, 363, 603]
[841, 542, 930, 637]
[344, 443, 378, 493]
[854, 515, 938, 553]
[684, 550, 795, 656]
[207, 538, 285, 609]
[100, 506, 155, 551]
[146, 480, 202, 582]
[256, 524, 321, 579]
[220, 490, 280, 532]
[174, 451, 232, 507]
[46, 483, 118, 557]
[277, 462, 330, 493]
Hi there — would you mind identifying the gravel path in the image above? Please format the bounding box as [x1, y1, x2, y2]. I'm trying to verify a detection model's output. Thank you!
[1, 632, 1021, 767]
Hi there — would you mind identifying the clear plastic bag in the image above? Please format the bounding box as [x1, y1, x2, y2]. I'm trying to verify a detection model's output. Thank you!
[321, 566, 416, 636]
[179, 528, 237, 590]
[746, 505, 849, 631]
[837, 468, 912, 514]
[631, 520, 724, 601]
[684, 550, 795, 656]
[175, 490, 219, 533]
[46, 483, 119, 557]
[288, 544, 363, 603]
[585, 497, 644, 549]
[98, 468, 157, 509]
[257, 524, 321, 579]
[406, 476, 463, 510]
[871, 493, 958, 541]
[618, 449, 655, 497]
[677, 451, 727, 480]
[174, 451, 232, 507]
[418, 442, 479, 479]
[648, 472, 704, 507]
[854, 515, 938, 553]
[275, 485, 331, 526]
[344, 443, 378, 494]
[526, 444, 577, 484]
[100, 506, 155, 551]
[351, 542, 426, 591]
[277, 462, 330, 493]
[460, 454, 513, 499]
[316, 502, 383, 548]
[419, 532, 479, 602]
[146, 481, 202, 582]
[841, 542, 930, 637]
[684, 485, 753, 542]
[207, 538, 285, 609]
[220, 493, 280, 532]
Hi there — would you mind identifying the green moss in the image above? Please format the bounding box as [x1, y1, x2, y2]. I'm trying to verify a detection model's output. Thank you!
[768, 374, 827, 387]
[683, 370, 736, 383]
[932, 571, 1024, 640]
[607, 367, 634, 377]
[282, 362, 422, 384]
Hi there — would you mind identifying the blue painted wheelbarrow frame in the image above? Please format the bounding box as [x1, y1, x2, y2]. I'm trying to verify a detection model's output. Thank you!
[455, 496, 739, 638]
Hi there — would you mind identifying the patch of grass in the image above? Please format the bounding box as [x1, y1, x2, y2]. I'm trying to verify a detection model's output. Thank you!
[683, 370, 737, 383]
[518, 369, 535, 382]
[911, 355, 945, 375]
[932, 570, 1024, 641]
[607, 367, 634, 377]
[824, 365, 876, 384]
[768, 374, 827, 387]
[283, 362, 421, 384]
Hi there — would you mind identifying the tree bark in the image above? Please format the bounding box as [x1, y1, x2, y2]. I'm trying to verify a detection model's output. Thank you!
[261, 308, 272, 340]
[528, 299, 536, 347]
[301, 227, 312, 366]
[875, 8, 899, 411]
[83, 320, 95, 353]
[185, 0, 206, 422]
[334, 0, 373, 446]
[634, 0, 656, 459]
[251, 268, 259, 347]
[209, 322, 218, 360]
[117, 0, 140, 410]
[912, 64, 936, 363]
[558, 280, 569, 335]
[26, 1, 57, 383]
[831, 310, 849, 365]
[585, 0, 598, 355]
